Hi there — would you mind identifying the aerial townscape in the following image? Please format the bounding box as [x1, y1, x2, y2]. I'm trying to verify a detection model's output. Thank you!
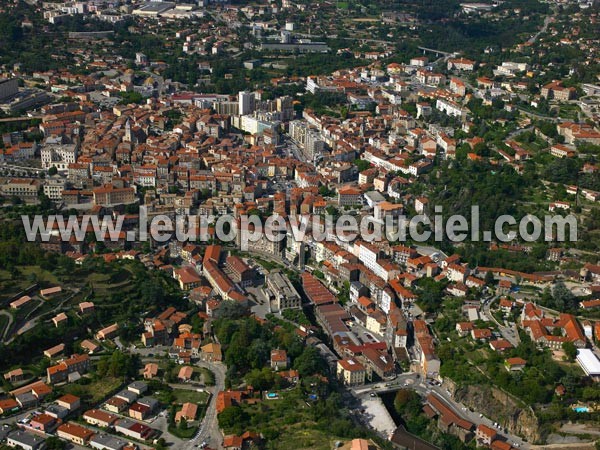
[0, 0, 600, 449]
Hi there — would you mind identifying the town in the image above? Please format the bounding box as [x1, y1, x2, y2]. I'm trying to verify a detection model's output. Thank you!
[0, 0, 600, 449]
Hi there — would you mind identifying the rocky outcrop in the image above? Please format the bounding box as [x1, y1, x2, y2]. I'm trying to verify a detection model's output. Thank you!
[454, 384, 542, 443]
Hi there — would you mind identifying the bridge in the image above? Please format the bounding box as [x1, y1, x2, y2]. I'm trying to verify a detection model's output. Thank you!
[0, 116, 37, 124]
[417, 46, 457, 58]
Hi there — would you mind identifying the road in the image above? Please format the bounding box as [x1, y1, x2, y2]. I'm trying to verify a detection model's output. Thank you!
[354, 376, 529, 449]
[482, 295, 521, 347]
[183, 361, 226, 450]
[0, 310, 14, 341]
[527, 13, 554, 45]
[130, 346, 226, 450]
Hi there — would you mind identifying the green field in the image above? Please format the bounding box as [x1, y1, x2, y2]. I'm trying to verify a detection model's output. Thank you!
[172, 388, 210, 405]
[61, 376, 123, 405]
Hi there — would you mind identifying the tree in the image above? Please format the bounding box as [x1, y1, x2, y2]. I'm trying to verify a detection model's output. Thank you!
[562, 341, 577, 362]
[551, 281, 577, 312]
[45, 436, 66, 450]
[178, 418, 187, 430]
[293, 347, 326, 377]
[484, 270, 495, 285]
[48, 166, 58, 176]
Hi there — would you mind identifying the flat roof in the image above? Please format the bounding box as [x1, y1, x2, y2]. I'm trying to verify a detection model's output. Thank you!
[576, 349, 600, 376]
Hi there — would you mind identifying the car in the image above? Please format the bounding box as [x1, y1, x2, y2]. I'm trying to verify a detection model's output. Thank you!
[369, 393, 376, 397]
[479, 414, 483, 418]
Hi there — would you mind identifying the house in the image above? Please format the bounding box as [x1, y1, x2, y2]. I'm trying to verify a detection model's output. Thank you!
[52, 312, 68, 327]
[174, 266, 202, 291]
[40, 286, 62, 298]
[200, 343, 222, 362]
[6, 431, 46, 450]
[128, 381, 148, 396]
[47, 354, 90, 384]
[143, 363, 159, 379]
[114, 418, 155, 441]
[129, 402, 152, 421]
[57, 422, 95, 446]
[115, 389, 138, 404]
[104, 397, 128, 413]
[79, 301, 95, 314]
[10, 295, 32, 309]
[471, 328, 492, 341]
[56, 394, 80, 411]
[490, 339, 513, 352]
[0, 398, 19, 414]
[80, 339, 100, 354]
[270, 349, 288, 370]
[456, 322, 474, 337]
[178, 366, 194, 382]
[337, 359, 366, 386]
[175, 402, 198, 423]
[4, 368, 24, 383]
[44, 404, 69, 420]
[476, 424, 497, 446]
[96, 323, 119, 340]
[505, 357, 526, 372]
[499, 298, 514, 314]
[83, 409, 119, 428]
[16, 392, 37, 409]
[29, 413, 58, 433]
[216, 390, 245, 414]
[223, 435, 243, 450]
[44, 343, 65, 359]
[90, 433, 128, 450]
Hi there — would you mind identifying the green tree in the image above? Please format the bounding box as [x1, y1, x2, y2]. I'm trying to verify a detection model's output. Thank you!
[562, 341, 577, 362]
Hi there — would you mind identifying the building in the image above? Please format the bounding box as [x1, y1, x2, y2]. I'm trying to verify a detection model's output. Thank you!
[200, 343, 222, 362]
[226, 255, 255, 287]
[175, 402, 198, 423]
[476, 424, 497, 446]
[270, 349, 288, 370]
[0, 179, 39, 203]
[46, 354, 90, 384]
[92, 185, 136, 206]
[40, 144, 77, 170]
[57, 422, 95, 446]
[56, 394, 81, 411]
[338, 186, 362, 206]
[96, 323, 119, 340]
[114, 419, 155, 441]
[238, 91, 255, 116]
[337, 358, 366, 386]
[541, 81, 576, 101]
[576, 349, 600, 381]
[6, 431, 46, 450]
[42, 177, 66, 201]
[83, 409, 119, 428]
[90, 434, 127, 450]
[178, 366, 194, 382]
[266, 270, 301, 311]
[4, 368, 24, 383]
[0, 78, 19, 101]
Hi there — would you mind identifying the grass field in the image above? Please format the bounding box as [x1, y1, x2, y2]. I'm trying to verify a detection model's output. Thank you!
[172, 388, 210, 405]
[19, 266, 60, 285]
[61, 376, 123, 405]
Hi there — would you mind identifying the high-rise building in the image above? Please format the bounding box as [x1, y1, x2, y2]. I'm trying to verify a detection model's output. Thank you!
[238, 91, 255, 116]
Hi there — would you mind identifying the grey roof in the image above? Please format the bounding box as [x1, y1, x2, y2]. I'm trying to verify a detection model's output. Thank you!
[127, 381, 148, 392]
[7, 430, 46, 448]
[90, 433, 127, 450]
[115, 389, 138, 403]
